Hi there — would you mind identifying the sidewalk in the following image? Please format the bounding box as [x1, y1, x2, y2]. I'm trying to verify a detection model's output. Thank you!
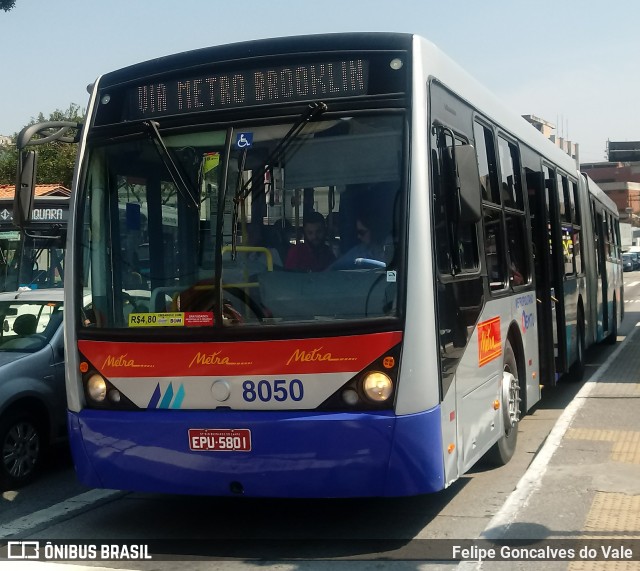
[475, 324, 640, 570]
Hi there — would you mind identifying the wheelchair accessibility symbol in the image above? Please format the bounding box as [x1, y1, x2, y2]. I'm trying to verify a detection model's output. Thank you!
[236, 132, 253, 148]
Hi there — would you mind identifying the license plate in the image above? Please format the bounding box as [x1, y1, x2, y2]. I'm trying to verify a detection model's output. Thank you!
[188, 428, 251, 452]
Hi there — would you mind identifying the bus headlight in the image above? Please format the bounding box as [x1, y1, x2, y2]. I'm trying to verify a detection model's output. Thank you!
[86, 374, 107, 403]
[362, 371, 393, 402]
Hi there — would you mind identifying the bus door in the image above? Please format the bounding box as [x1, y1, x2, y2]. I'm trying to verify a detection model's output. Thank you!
[531, 165, 567, 384]
[594, 206, 609, 333]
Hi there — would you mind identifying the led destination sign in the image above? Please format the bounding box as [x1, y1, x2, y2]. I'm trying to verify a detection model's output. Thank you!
[126, 59, 369, 120]
[0, 205, 68, 225]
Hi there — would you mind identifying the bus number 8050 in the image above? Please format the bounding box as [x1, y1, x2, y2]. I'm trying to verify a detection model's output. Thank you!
[242, 379, 304, 403]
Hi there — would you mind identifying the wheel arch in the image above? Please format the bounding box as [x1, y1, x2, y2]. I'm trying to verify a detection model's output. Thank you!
[1, 396, 51, 444]
[506, 321, 527, 414]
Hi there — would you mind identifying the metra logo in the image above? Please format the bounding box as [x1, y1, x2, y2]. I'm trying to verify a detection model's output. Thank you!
[286, 347, 358, 366]
[189, 351, 252, 368]
[148, 382, 185, 409]
[102, 354, 154, 369]
[480, 329, 500, 353]
[477, 317, 502, 367]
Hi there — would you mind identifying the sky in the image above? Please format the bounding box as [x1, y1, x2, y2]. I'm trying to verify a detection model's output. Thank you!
[1, 0, 639, 164]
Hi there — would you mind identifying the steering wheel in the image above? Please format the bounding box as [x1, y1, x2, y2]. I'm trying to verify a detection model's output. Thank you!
[170, 284, 268, 324]
[354, 258, 387, 269]
[222, 287, 268, 322]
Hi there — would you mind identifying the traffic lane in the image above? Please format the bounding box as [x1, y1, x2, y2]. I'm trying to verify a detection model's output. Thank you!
[3, 295, 633, 563]
[15, 360, 609, 560]
[0, 444, 90, 526]
[9, 404, 558, 545]
[4, 273, 635, 525]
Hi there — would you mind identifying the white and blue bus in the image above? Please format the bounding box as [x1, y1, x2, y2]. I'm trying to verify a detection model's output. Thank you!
[16, 33, 622, 496]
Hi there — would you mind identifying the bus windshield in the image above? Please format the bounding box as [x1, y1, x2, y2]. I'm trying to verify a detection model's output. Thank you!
[0, 230, 20, 291]
[80, 114, 404, 329]
[0, 230, 65, 291]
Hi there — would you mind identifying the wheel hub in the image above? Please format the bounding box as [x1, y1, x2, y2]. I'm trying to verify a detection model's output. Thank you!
[501, 371, 521, 429]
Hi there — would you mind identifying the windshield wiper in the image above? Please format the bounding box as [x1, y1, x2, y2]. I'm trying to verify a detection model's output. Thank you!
[236, 101, 327, 203]
[229, 101, 328, 259]
[144, 120, 199, 210]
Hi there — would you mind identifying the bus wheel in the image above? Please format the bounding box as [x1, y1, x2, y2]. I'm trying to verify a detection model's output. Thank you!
[0, 411, 45, 490]
[569, 313, 586, 382]
[484, 341, 520, 466]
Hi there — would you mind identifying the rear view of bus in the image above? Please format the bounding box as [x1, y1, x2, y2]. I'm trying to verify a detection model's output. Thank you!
[62, 33, 528, 498]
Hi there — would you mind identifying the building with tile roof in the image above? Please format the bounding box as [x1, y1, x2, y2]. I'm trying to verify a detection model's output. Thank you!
[0, 184, 71, 200]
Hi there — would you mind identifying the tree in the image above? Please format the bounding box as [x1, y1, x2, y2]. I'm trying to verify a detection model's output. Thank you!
[0, 104, 84, 188]
[1, 0, 16, 12]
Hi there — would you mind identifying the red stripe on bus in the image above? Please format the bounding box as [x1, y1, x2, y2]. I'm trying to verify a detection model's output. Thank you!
[78, 331, 403, 378]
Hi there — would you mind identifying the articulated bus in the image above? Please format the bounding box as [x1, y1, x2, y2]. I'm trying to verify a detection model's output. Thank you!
[0, 195, 69, 292]
[16, 33, 622, 497]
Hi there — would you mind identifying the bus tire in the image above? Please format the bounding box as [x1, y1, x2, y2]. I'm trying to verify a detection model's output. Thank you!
[484, 340, 520, 466]
[569, 311, 586, 382]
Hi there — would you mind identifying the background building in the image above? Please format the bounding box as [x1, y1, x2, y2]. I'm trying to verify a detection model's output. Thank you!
[522, 114, 640, 248]
[582, 143, 640, 248]
[522, 114, 580, 166]
[0, 183, 70, 201]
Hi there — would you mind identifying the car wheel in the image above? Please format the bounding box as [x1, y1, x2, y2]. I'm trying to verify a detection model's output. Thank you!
[0, 411, 45, 490]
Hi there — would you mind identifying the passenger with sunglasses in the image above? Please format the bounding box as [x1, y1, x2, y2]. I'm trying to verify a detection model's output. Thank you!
[330, 209, 390, 270]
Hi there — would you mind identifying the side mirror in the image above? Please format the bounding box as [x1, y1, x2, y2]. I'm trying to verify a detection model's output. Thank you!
[13, 150, 37, 228]
[455, 144, 482, 223]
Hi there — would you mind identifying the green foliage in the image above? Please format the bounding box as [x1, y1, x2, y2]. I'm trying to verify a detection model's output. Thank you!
[0, 0, 16, 12]
[0, 104, 84, 188]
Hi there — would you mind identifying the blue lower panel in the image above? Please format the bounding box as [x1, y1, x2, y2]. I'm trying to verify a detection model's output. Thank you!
[68, 407, 444, 497]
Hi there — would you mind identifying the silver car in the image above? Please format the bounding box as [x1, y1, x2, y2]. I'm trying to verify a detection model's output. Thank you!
[0, 288, 69, 489]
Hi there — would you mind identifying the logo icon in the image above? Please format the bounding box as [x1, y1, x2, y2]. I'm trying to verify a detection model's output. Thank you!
[8, 541, 40, 559]
[236, 132, 253, 148]
[147, 382, 185, 409]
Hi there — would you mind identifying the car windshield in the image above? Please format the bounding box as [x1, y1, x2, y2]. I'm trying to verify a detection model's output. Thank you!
[80, 114, 404, 329]
[0, 299, 63, 352]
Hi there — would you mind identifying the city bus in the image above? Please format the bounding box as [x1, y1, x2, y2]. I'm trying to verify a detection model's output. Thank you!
[0, 194, 69, 292]
[15, 33, 622, 497]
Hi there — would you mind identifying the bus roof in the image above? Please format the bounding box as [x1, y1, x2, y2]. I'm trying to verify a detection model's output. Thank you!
[411, 36, 581, 179]
[97, 32, 415, 88]
[96, 32, 580, 174]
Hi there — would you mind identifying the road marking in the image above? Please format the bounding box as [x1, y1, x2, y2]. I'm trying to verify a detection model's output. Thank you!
[456, 321, 640, 571]
[1, 564, 122, 571]
[0, 489, 123, 539]
[626, 281, 639, 287]
[481, 325, 638, 538]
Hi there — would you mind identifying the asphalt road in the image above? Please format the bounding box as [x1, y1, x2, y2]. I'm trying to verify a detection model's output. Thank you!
[2, 273, 639, 570]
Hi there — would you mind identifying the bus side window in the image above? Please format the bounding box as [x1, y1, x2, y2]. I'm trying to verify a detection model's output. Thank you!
[484, 208, 506, 289]
[497, 136, 529, 287]
[572, 181, 583, 274]
[474, 121, 507, 290]
[431, 127, 479, 275]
